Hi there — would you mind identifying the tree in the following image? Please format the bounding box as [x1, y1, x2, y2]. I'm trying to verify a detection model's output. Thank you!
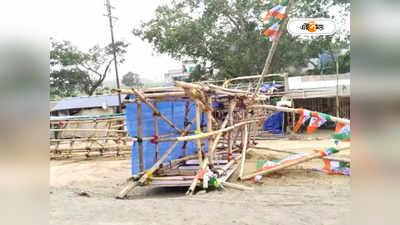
[50, 38, 129, 98]
[133, 0, 350, 81]
[121, 72, 143, 88]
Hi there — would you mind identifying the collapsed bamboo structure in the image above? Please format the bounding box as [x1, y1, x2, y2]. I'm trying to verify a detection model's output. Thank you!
[113, 80, 270, 198]
[110, 78, 351, 198]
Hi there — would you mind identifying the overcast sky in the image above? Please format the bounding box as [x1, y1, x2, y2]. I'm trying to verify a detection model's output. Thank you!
[49, 0, 180, 84]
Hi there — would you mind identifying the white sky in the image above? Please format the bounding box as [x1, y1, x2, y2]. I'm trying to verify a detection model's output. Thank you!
[49, 0, 180, 83]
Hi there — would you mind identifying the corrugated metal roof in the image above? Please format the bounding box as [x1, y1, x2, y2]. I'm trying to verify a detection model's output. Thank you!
[52, 94, 127, 111]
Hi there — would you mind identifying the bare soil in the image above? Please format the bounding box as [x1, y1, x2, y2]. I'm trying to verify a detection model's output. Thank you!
[50, 130, 350, 225]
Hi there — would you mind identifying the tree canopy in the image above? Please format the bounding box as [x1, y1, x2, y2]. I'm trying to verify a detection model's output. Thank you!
[50, 39, 129, 99]
[122, 71, 144, 88]
[133, 0, 350, 80]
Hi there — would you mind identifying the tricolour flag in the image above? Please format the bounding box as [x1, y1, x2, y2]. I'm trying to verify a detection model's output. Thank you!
[307, 112, 331, 134]
[263, 5, 287, 21]
[294, 108, 311, 132]
[264, 23, 280, 37]
[332, 123, 350, 142]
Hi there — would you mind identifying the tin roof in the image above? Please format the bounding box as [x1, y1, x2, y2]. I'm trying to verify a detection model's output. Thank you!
[52, 94, 127, 111]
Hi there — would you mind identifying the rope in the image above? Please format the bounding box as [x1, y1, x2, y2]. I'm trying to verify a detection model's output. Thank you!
[150, 136, 159, 144]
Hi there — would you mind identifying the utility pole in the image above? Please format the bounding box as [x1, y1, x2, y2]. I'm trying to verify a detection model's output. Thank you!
[105, 0, 122, 113]
[336, 55, 340, 117]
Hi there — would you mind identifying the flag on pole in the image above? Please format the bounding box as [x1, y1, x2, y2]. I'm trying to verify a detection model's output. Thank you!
[263, 5, 287, 21]
[307, 112, 331, 134]
[260, 0, 271, 4]
[264, 23, 280, 37]
[294, 108, 311, 132]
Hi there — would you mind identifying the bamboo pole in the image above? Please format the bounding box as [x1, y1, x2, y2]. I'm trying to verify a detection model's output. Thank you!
[254, 0, 293, 94]
[153, 102, 159, 161]
[228, 98, 234, 159]
[239, 125, 249, 179]
[137, 100, 144, 172]
[116, 140, 179, 199]
[249, 146, 351, 163]
[131, 89, 182, 134]
[241, 147, 350, 180]
[210, 101, 237, 162]
[183, 101, 190, 156]
[50, 128, 127, 133]
[49, 117, 125, 124]
[175, 81, 248, 97]
[157, 119, 260, 142]
[206, 96, 213, 164]
[186, 157, 208, 196]
[250, 105, 350, 124]
[50, 144, 132, 152]
[195, 102, 203, 168]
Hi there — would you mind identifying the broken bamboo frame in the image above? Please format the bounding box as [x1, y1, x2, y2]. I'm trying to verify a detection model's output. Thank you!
[117, 117, 196, 199]
[130, 89, 182, 134]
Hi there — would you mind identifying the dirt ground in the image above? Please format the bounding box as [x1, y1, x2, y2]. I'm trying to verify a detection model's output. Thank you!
[50, 130, 350, 225]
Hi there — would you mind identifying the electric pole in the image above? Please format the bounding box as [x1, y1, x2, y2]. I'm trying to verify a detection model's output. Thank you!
[105, 0, 122, 113]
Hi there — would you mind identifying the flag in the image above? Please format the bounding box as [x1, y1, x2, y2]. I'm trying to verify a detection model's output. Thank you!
[264, 23, 280, 37]
[294, 108, 311, 132]
[260, 0, 271, 3]
[332, 123, 350, 142]
[263, 5, 287, 21]
[317, 159, 350, 176]
[307, 112, 331, 134]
